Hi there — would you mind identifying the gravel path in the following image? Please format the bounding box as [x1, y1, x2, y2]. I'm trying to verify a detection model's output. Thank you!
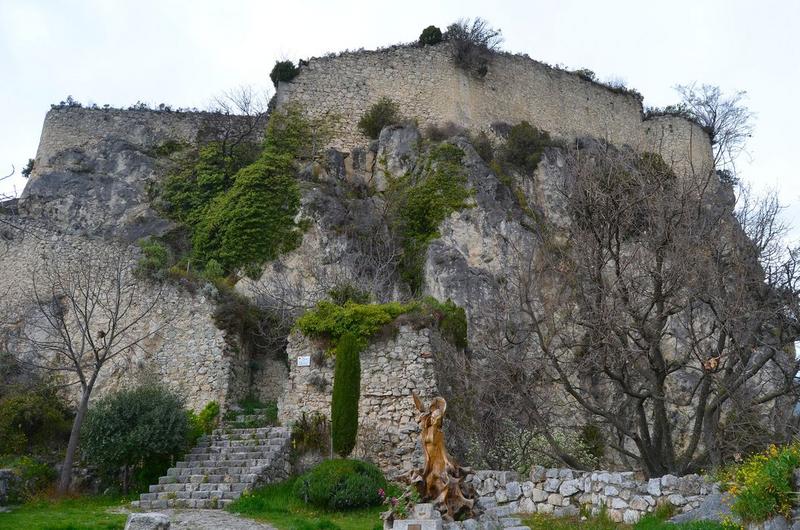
[144, 509, 277, 530]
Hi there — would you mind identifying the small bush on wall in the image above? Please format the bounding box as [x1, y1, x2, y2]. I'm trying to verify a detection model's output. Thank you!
[270, 60, 299, 87]
[445, 17, 502, 78]
[357, 97, 400, 139]
[419, 25, 443, 46]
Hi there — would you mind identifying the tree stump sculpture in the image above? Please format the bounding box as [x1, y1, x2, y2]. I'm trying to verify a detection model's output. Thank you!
[406, 393, 476, 522]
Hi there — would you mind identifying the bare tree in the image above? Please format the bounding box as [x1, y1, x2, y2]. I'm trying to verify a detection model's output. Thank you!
[445, 17, 503, 77]
[12, 249, 167, 493]
[676, 84, 755, 175]
[461, 144, 799, 476]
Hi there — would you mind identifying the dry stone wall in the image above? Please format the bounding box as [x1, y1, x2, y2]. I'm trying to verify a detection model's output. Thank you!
[279, 326, 454, 477]
[277, 43, 713, 177]
[467, 467, 718, 525]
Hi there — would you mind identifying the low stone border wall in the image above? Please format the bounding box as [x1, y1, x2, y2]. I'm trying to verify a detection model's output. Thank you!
[468, 468, 718, 524]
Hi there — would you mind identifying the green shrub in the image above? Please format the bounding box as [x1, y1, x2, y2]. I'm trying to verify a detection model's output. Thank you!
[292, 459, 387, 510]
[421, 297, 467, 350]
[192, 108, 308, 275]
[499, 121, 557, 173]
[270, 60, 299, 87]
[135, 239, 172, 280]
[579, 424, 605, 462]
[327, 284, 370, 305]
[419, 25, 443, 46]
[212, 285, 272, 357]
[357, 97, 400, 139]
[389, 143, 472, 291]
[720, 443, 800, 522]
[572, 68, 597, 82]
[0, 389, 71, 455]
[160, 141, 258, 227]
[158, 105, 314, 278]
[203, 259, 224, 280]
[291, 412, 330, 455]
[188, 401, 220, 443]
[21, 158, 34, 178]
[330, 333, 361, 457]
[81, 385, 190, 492]
[470, 131, 494, 163]
[296, 300, 417, 353]
[5, 456, 56, 503]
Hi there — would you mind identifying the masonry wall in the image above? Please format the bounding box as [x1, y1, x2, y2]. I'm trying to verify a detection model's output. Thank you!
[277, 43, 713, 177]
[279, 326, 453, 477]
[0, 220, 244, 411]
[467, 468, 717, 525]
[20, 107, 260, 241]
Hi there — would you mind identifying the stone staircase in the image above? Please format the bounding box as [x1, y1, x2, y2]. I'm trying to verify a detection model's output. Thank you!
[133, 410, 290, 510]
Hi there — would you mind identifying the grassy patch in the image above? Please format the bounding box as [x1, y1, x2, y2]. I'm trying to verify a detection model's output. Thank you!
[522, 513, 622, 530]
[226, 479, 385, 530]
[0, 495, 131, 530]
[522, 512, 732, 530]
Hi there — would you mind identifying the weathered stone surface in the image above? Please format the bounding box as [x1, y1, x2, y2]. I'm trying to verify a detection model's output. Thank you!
[278, 327, 453, 477]
[277, 42, 713, 183]
[670, 493, 735, 524]
[647, 478, 662, 497]
[558, 480, 579, 497]
[124, 512, 170, 530]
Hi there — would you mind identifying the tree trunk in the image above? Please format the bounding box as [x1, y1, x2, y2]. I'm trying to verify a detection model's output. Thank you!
[58, 386, 92, 495]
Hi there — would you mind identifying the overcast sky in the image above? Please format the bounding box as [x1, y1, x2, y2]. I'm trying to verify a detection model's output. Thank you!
[1, 0, 798, 240]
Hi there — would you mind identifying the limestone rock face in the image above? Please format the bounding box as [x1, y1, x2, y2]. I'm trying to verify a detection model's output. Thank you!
[377, 124, 421, 183]
[20, 107, 260, 241]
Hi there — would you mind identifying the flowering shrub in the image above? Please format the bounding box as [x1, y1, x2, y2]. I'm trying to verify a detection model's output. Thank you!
[720, 443, 800, 522]
[380, 485, 420, 522]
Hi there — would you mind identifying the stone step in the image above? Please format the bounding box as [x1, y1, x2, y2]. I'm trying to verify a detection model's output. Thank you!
[141, 490, 243, 501]
[170, 462, 275, 474]
[149, 482, 251, 494]
[185, 450, 274, 460]
[192, 438, 280, 453]
[137, 498, 236, 510]
[162, 470, 263, 481]
[137, 425, 290, 510]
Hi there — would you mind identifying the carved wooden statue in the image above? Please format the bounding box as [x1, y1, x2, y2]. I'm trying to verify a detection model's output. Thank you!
[407, 393, 476, 521]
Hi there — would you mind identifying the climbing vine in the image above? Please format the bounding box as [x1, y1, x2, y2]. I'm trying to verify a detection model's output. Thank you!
[388, 143, 472, 293]
[155, 104, 317, 278]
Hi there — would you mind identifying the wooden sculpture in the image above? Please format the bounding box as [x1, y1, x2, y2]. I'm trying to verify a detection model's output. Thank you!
[406, 393, 476, 521]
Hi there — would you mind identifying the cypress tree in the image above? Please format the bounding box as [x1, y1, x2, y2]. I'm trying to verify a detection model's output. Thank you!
[331, 332, 361, 457]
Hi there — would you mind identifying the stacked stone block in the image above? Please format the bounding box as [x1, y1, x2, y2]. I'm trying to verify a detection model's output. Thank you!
[133, 413, 290, 510]
[465, 468, 717, 525]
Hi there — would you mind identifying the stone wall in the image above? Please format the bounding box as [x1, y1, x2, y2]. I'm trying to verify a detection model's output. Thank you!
[0, 219, 247, 411]
[20, 106, 261, 241]
[278, 326, 454, 477]
[0, 469, 13, 506]
[468, 467, 717, 525]
[276, 43, 713, 177]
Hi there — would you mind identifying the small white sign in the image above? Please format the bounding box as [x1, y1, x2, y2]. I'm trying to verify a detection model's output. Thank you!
[297, 355, 311, 367]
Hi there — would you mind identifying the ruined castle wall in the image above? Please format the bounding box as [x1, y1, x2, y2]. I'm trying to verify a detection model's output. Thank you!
[0, 220, 243, 412]
[278, 326, 452, 477]
[21, 107, 261, 241]
[277, 44, 713, 177]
